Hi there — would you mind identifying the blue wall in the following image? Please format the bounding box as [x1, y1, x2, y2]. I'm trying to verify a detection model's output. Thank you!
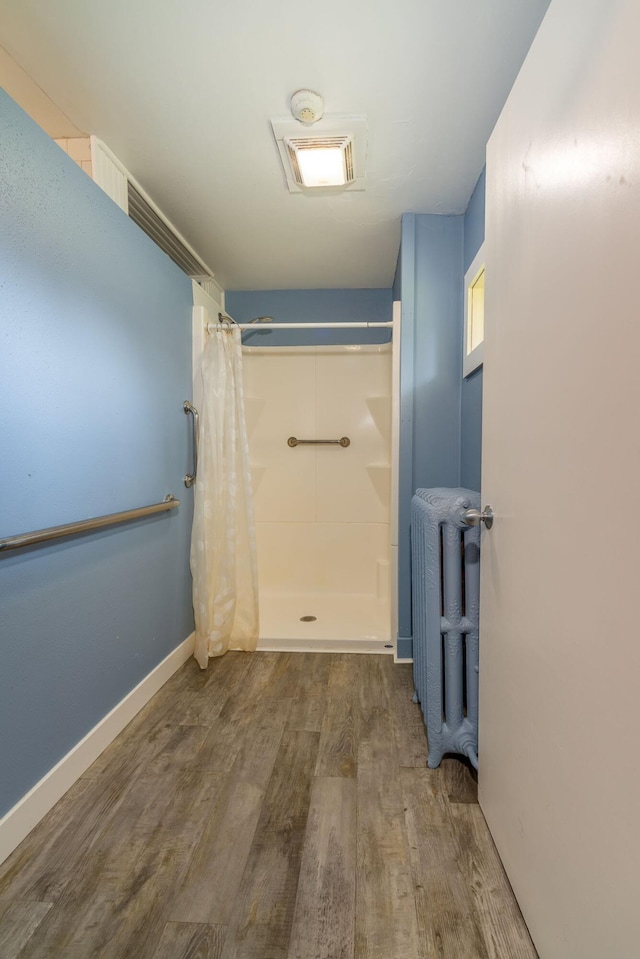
[395, 213, 465, 658]
[463, 169, 485, 273]
[0, 91, 194, 816]
[461, 170, 485, 492]
[225, 288, 392, 346]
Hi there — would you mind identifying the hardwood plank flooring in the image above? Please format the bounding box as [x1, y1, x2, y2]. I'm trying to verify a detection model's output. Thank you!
[440, 756, 479, 805]
[287, 777, 356, 959]
[401, 767, 490, 958]
[169, 706, 292, 926]
[19, 725, 213, 959]
[0, 652, 536, 959]
[152, 922, 226, 959]
[355, 703, 421, 959]
[221, 729, 319, 959]
[449, 805, 538, 959]
[0, 900, 53, 959]
[382, 658, 430, 768]
[314, 656, 358, 778]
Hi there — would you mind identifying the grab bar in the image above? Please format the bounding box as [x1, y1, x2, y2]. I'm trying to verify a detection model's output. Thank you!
[0, 495, 180, 553]
[287, 436, 351, 447]
[184, 401, 199, 488]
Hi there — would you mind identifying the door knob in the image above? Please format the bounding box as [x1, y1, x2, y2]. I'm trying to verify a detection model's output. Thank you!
[462, 505, 494, 530]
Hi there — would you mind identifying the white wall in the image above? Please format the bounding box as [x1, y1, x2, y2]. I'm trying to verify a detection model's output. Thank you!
[479, 2, 640, 956]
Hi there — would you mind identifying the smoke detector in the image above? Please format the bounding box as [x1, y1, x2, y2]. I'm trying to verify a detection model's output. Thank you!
[290, 89, 324, 125]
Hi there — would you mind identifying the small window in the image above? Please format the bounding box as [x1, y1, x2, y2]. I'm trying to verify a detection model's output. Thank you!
[464, 244, 485, 377]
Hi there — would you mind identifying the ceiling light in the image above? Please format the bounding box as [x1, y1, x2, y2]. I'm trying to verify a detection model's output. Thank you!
[295, 145, 345, 187]
[271, 115, 367, 194]
[288, 139, 353, 188]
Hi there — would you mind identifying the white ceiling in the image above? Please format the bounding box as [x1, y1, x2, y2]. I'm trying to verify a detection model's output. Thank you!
[0, 0, 551, 290]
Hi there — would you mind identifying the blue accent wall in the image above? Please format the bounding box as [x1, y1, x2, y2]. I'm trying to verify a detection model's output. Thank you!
[0, 91, 194, 816]
[461, 170, 486, 492]
[225, 288, 392, 346]
[464, 168, 486, 273]
[395, 214, 464, 657]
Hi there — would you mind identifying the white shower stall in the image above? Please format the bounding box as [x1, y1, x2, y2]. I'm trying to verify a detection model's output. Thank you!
[243, 325, 398, 652]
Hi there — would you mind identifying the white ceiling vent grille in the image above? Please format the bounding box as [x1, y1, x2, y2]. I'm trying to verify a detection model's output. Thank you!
[285, 136, 355, 187]
[271, 115, 367, 194]
[128, 184, 209, 277]
[90, 137, 217, 281]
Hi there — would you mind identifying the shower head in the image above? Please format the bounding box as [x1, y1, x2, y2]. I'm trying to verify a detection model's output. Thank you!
[248, 316, 273, 324]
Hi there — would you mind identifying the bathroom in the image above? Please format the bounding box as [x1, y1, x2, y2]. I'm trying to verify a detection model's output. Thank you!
[1, 2, 640, 957]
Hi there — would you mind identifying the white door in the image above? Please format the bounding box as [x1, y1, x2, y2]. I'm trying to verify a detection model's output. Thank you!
[479, 2, 640, 957]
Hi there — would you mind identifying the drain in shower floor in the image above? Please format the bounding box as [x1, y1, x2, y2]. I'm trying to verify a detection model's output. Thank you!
[300, 615, 317, 622]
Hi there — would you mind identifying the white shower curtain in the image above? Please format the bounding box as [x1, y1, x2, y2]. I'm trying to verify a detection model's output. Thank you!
[191, 326, 259, 668]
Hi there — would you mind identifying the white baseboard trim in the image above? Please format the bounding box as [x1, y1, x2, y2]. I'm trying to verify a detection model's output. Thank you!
[0, 632, 195, 867]
[256, 637, 394, 654]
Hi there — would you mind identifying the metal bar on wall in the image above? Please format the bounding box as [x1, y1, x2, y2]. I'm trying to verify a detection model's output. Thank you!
[0, 495, 180, 553]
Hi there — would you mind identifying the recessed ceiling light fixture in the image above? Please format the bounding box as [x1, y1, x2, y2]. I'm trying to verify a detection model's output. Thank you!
[271, 90, 367, 194]
[296, 146, 345, 187]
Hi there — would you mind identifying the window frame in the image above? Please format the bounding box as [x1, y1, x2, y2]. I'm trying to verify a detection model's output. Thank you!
[463, 243, 485, 377]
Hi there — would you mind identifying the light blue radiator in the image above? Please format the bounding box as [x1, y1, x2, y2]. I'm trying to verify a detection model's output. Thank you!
[411, 487, 481, 769]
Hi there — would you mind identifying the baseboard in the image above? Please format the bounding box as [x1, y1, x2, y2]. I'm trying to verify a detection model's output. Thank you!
[0, 632, 195, 866]
[256, 637, 394, 654]
[396, 635, 413, 661]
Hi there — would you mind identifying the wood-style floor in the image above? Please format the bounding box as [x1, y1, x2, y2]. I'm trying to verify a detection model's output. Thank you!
[0, 652, 537, 959]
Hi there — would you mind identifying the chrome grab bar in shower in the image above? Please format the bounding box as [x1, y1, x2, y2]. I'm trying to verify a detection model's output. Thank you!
[184, 401, 199, 487]
[287, 436, 351, 448]
[0, 495, 180, 553]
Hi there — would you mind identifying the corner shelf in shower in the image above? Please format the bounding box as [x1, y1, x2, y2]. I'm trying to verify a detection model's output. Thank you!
[250, 465, 266, 494]
[366, 464, 391, 505]
[244, 397, 266, 438]
[366, 396, 391, 438]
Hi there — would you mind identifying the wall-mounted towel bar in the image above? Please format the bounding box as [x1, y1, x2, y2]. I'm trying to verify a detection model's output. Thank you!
[184, 401, 199, 487]
[287, 436, 351, 447]
[0, 495, 180, 553]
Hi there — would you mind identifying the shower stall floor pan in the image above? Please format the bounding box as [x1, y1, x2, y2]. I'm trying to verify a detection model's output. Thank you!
[256, 592, 392, 654]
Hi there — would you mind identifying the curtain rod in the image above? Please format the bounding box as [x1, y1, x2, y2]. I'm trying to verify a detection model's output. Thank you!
[207, 321, 393, 332]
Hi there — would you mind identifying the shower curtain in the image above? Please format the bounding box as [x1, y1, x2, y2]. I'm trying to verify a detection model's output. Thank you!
[191, 325, 259, 668]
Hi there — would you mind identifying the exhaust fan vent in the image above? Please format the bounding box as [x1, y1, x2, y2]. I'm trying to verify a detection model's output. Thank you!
[90, 137, 218, 284]
[128, 183, 209, 277]
[286, 136, 355, 188]
[271, 115, 367, 194]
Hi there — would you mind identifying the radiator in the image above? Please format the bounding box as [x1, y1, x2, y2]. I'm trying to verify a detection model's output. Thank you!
[411, 487, 481, 769]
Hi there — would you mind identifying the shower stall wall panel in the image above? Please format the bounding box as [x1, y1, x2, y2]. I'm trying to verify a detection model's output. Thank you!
[243, 344, 392, 651]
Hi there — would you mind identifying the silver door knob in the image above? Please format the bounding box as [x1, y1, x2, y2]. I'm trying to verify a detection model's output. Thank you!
[462, 505, 494, 530]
